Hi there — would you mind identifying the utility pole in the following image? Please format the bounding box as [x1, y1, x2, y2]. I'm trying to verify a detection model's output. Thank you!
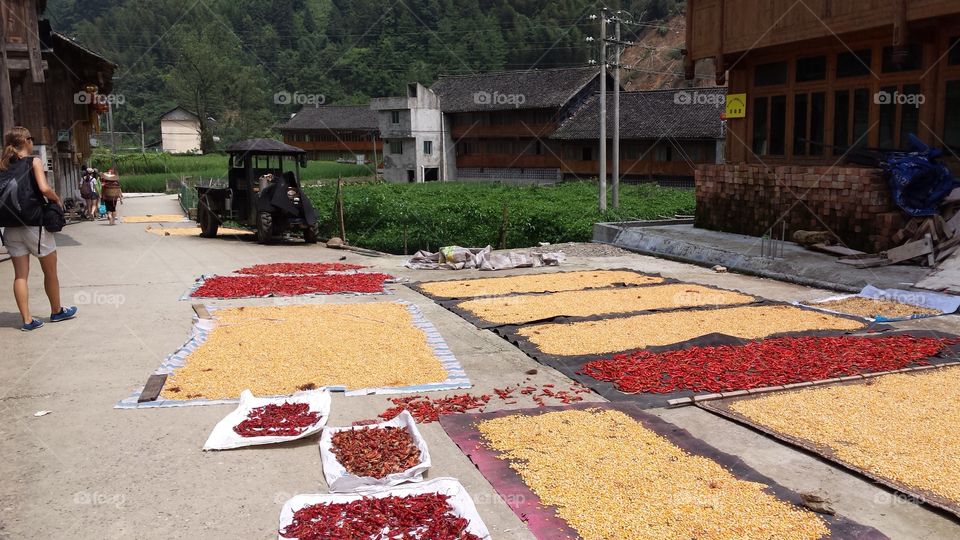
[612, 15, 622, 209]
[107, 100, 117, 170]
[140, 121, 145, 153]
[605, 10, 639, 209]
[598, 8, 608, 212]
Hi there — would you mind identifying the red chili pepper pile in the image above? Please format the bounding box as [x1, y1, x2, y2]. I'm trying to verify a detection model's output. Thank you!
[280, 493, 482, 540]
[233, 402, 321, 437]
[379, 394, 492, 423]
[580, 335, 954, 394]
[237, 262, 365, 275]
[192, 272, 392, 298]
[330, 426, 422, 479]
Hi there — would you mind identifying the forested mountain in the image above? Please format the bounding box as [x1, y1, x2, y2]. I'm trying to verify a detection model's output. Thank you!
[47, 0, 684, 149]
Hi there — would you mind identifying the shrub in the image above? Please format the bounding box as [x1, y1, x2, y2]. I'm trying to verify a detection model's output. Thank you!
[304, 181, 694, 254]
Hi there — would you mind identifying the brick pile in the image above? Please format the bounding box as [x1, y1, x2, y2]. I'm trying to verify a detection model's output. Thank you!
[695, 164, 904, 252]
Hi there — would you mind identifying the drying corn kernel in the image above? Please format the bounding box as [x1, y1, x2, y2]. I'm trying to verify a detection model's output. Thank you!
[161, 303, 449, 399]
[479, 409, 829, 540]
[419, 270, 662, 299]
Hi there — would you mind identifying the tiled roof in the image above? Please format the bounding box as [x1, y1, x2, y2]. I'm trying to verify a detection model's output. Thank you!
[551, 88, 727, 140]
[431, 67, 601, 113]
[277, 105, 379, 131]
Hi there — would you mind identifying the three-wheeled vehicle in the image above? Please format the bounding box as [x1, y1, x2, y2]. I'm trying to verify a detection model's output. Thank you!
[196, 139, 319, 244]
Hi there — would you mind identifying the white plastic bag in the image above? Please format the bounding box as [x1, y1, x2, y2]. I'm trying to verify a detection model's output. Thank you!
[277, 477, 491, 540]
[203, 389, 331, 451]
[319, 410, 431, 492]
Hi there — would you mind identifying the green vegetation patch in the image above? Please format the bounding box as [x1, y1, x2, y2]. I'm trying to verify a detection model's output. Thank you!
[304, 181, 694, 254]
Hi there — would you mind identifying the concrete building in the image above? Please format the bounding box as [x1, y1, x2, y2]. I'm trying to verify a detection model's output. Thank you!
[370, 83, 453, 183]
[277, 105, 381, 164]
[160, 107, 202, 154]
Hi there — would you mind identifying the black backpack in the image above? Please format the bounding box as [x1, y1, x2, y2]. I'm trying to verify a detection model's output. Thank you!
[0, 157, 42, 227]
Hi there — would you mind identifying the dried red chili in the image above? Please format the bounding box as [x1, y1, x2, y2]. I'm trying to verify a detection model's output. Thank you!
[233, 402, 320, 437]
[330, 426, 421, 479]
[579, 335, 955, 394]
[378, 383, 595, 423]
[379, 394, 491, 423]
[237, 262, 365, 275]
[280, 493, 482, 540]
[192, 272, 392, 298]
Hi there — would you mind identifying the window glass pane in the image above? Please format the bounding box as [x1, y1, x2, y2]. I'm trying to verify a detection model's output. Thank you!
[752, 97, 769, 155]
[833, 90, 850, 155]
[754, 62, 788, 86]
[793, 93, 808, 155]
[810, 92, 825, 156]
[899, 84, 921, 148]
[879, 85, 897, 148]
[882, 43, 922, 72]
[837, 50, 872, 78]
[853, 89, 870, 147]
[944, 80, 960, 151]
[770, 96, 787, 155]
[950, 38, 960, 66]
[796, 56, 827, 82]
[423, 140, 432, 155]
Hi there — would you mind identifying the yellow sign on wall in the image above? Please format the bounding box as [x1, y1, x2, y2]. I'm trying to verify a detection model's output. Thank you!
[725, 93, 747, 118]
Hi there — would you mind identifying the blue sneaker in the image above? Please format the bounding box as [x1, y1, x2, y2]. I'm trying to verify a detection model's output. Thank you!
[50, 306, 78, 323]
[21, 318, 44, 331]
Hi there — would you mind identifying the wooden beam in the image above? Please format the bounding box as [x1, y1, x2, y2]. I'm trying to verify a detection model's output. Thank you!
[885, 234, 934, 264]
[0, 5, 13, 131]
[23, 1, 43, 84]
[137, 374, 167, 403]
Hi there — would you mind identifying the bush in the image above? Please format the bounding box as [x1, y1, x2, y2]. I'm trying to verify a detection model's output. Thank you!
[304, 181, 694, 254]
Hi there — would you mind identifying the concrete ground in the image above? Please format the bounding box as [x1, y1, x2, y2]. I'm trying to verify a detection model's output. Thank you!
[1, 194, 958, 539]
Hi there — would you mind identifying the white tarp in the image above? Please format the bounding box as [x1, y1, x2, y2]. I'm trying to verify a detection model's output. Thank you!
[277, 478, 491, 540]
[405, 245, 565, 271]
[798, 284, 960, 321]
[319, 411, 431, 493]
[203, 389, 331, 451]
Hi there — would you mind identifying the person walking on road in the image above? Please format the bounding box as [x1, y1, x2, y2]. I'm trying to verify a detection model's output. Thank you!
[99, 169, 123, 225]
[0, 127, 78, 331]
[78, 167, 100, 220]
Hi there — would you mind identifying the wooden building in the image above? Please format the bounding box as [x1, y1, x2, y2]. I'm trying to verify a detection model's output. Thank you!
[1, 1, 116, 199]
[683, 0, 960, 251]
[431, 67, 609, 184]
[278, 105, 382, 164]
[551, 88, 725, 184]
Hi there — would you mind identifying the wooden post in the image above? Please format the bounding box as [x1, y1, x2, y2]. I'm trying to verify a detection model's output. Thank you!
[336, 176, 347, 244]
[0, 9, 14, 132]
[498, 202, 510, 249]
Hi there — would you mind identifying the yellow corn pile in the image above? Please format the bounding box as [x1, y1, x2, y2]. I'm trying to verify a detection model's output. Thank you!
[479, 409, 829, 540]
[458, 283, 755, 325]
[517, 304, 865, 356]
[419, 270, 662, 299]
[731, 367, 960, 506]
[803, 297, 939, 319]
[161, 303, 448, 399]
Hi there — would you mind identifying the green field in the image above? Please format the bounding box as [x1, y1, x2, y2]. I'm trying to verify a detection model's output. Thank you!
[91, 152, 375, 193]
[304, 181, 695, 254]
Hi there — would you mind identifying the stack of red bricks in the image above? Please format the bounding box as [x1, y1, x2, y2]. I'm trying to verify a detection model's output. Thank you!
[695, 164, 904, 253]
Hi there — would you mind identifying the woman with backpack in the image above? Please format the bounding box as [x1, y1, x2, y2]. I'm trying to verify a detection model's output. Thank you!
[78, 167, 100, 220]
[0, 127, 78, 331]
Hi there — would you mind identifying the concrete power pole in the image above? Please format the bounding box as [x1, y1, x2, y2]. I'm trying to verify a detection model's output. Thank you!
[598, 8, 608, 212]
[612, 16, 622, 209]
